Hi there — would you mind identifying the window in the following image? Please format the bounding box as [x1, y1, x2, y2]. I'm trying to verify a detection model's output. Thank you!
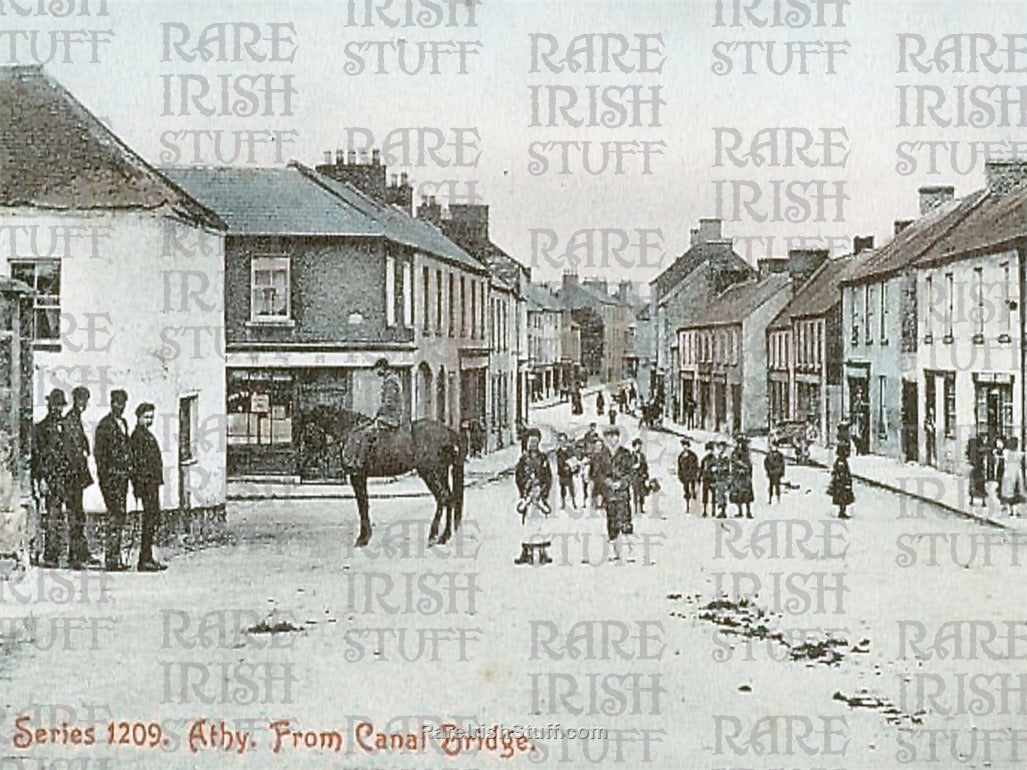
[460, 277, 466, 337]
[879, 281, 888, 343]
[865, 284, 874, 345]
[470, 280, 477, 339]
[448, 273, 454, 336]
[945, 272, 954, 340]
[250, 256, 289, 321]
[877, 374, 887, 439]
[850, 286, 859, 345]
[385, 256, 396, 326]
[178, 394, 199, 463]
[436, 269, 443, 331]
[226, 370, 293, 446]
[402, 261, 412, 326]
[1002, 261, 1012, 336]
[924, 275, 933, 340]
[480, 281, 486, 339]
[944, 371, 956, 437]
[10, 259, 60, 341]
[973, 267, 984, 341]
[422, 266, 430, 332]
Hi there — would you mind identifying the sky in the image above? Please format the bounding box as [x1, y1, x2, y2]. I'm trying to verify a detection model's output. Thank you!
[13, 0, 1027, 288]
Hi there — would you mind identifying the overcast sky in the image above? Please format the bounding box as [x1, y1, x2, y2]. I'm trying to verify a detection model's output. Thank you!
[22, 0, 1026, 286]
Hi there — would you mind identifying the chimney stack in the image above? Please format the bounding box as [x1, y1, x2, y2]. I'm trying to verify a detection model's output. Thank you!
[689, 228, 699, 247]
[562, 271, 579, 290]
[325, 150, 334, 165]
[757, 257, 788, 280]
[698, 218, 722, 244]
[787, 249, 829, 292]
[853, 235, 874, 254]
[894, 219, 913, 236]
[919, 185, 955, 215]
[985, 160, 1027, 195]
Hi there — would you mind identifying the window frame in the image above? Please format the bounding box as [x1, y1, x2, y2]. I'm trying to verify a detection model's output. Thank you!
[385, 255, 396, 327]
[250, 254, 291, 323]
[9, 257, 62, 343]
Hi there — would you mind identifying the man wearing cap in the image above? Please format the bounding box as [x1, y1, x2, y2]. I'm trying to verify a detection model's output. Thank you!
[514, 427, 553, 565]
[595, 427, 634, 559]
[677, 437, 699, 513]
[699, 441, 716, 517]
[630, 438, 649, 516]
[555, 432, 578, 510]
[342, 358, 403, 473]
[32, 389, 68, 567]
[130, 403, 167, 572]
[95, 389, 132, 571]
[712, 440, 732, 518]
[63, 386, 100, 568]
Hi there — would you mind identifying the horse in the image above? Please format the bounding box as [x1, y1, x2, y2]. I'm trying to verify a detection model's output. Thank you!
[303, 407, 466, 547]
[639, 400, 663, 430]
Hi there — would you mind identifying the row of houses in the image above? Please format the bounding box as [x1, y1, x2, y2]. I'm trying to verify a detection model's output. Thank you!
[652, 161, 1027, 484]
[0, 66, 636, 517]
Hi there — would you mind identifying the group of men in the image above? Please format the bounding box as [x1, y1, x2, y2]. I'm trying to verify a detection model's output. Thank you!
[676, 436, 787, 517]
[514, 422, 653, 564]
[31, 387, 166, 572]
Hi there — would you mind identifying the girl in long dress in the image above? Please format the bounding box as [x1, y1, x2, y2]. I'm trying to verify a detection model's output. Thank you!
[998, 436, 1026, 517]
[827, 443, 855, 519]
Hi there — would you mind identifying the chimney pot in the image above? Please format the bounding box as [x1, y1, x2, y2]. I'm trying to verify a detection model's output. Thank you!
[347, 149, 357, 164]
[325, 150, 334, 165]
[853, 235, 874, 254]
[918, 185, 955, 215]
[372, 149, 381, 166]
[400, 172, 408, 185]
[390, 174, 398, 186]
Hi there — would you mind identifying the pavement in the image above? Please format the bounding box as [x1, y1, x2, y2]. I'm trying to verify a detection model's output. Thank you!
[655, 420, 1027, 533]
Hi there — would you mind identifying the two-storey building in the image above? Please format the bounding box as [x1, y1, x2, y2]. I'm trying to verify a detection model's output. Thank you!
[912, 161, 1027, 476]
[2, 66, 227, 516]
[525, 282, 562, 401]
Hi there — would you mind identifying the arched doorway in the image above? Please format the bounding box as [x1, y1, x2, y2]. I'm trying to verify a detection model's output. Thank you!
[416, 362, 432, 420]
[436, 365, 447, 423]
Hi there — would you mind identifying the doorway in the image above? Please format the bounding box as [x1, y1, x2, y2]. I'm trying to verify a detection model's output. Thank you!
[901, 380, 918, 462]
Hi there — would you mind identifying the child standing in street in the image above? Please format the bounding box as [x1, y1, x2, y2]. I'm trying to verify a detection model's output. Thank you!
[764, 441, 785, 504]
[827, 443, 854, 519]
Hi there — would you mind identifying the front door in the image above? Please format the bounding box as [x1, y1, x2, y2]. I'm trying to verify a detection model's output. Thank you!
[178, 395, 198, 510]
[901, 380, 918, 462]
[731, 384, 742, 433]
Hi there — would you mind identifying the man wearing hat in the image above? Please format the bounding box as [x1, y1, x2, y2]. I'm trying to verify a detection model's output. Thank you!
[95, 389, 132, 571]
[514, 427, 553, 565]
[555, 432, 578, 510]
[594, 426, 634, 559]
[677, 437, 699, 513]
[712, 439, 732, 518]
[130, 402, 167, 571]
[342, 358, 403, 473]
[699, 441, 716, 517]
[629, 438, 649, 516]
[32, 389, 69, 567]
[63, 386, 100, 569]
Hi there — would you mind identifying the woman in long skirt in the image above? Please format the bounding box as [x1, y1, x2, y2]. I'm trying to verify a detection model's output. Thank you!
[998, 436, 1026, 517]
[827, 443, 855, 519]
[966, 435, 987, 507]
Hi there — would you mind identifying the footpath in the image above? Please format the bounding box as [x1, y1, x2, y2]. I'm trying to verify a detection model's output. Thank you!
[656, 420, 1027, 534]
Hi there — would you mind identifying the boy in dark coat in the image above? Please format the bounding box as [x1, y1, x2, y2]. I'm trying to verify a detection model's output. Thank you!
[677, 438, 699, 513]
[764, 441, 786, 504]
[514, 427, 553, 565]
[630, 438, 649, 516]
[699, 441, 716, 517]
[729, 437, 754, 519]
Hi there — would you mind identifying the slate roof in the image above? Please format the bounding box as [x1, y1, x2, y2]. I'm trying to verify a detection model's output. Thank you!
[917, 184, 1027, 266]
[767, 251, 875, 330]
[162, 163, 485, 273]
[0, 66, 221, 230]
[842, 191, 988, 285]
[523, 281, 563, 312]
[681, 273, 790, 330]
[558, 281, 617, 310]
[651, 238, 754, 300]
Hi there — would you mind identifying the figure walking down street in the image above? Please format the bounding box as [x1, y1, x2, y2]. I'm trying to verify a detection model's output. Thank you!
[699, 441, 716, 517]
[514, 428, 553, 565]
[828, 443, 855, 519]
[730, 436, 754, 519]
[630, 438, 649, 516]
[596, 391, 605, 416]
[32, 389, 68, 568]
[63, 386, 100, 569]
[764, 441, 785, 504]
[595, 426, 634, 561]
[130, 403, 167, 572]
[342, 358, 403, 473]
[555, 432, 578, 510]
[966, 435, 987, 507]
[712, 440, 731, 518]
[94, 389, 132, 571]
[677, 437, 699, 513]
[997, 436, 1026, 517]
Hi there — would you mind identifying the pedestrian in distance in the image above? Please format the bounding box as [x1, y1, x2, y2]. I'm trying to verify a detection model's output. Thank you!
[764, 441, 785, 504]
[94, 389, 133, 571]
[712, 440, 731, 518]
[129, 402, 168, 572]
[699, 441, 716, 517]
[31, 389, 68, 568]
[677, 437, 699, 513]
[63, 386, 101, 569]
[997, 435, 1026, 517]
[965, 434, 987, 508]
[596, 391, 605, 416]
[730, 436, 754, 519]
[828, 443, 855, 519]
[630, 437, 649, 516]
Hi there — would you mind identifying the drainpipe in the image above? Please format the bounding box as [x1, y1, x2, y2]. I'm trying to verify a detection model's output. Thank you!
[1021, 242, 1026, 452]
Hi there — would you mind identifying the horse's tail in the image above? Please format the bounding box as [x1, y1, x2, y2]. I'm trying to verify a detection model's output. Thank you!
[451, 431, 466, 532]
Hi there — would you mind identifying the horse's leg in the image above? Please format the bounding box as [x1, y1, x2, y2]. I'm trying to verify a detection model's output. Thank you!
[417, 468, 445, 545]
[436, 469, 454, 545]
[352, 473, 372, 547]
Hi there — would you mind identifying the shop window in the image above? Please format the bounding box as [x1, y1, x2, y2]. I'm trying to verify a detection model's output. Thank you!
[227, 371, 294, 446]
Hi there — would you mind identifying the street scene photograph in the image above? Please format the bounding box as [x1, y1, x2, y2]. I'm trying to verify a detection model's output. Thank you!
[0, 0, 1026, 768]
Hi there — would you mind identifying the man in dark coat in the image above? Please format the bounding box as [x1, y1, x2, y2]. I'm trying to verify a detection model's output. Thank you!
[32, 389, 68, 567]
[764, 441, 786, 504]
[595, 427, 634, 560]
[342, 358, 403, 472]
[555, 432, 578, 509]
[630, 438, 649, 516]
[130, 402, 167, 571]
[711, 440, 732, 518]
[514, 427, 553, 565]
[677, 437, 699, 513]
[699, 441, 716, 517]
[63, 386, 100, 568]
[95, 389, 132, 571]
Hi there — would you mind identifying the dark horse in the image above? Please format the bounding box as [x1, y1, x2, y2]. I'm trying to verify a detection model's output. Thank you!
[302, 407, 466, 547]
